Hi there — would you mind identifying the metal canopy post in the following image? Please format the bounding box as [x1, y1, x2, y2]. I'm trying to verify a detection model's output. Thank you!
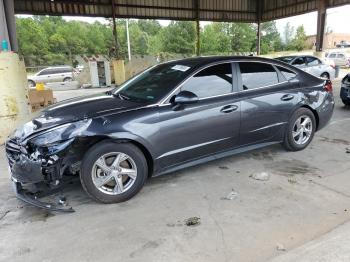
[195, 0, 200, 56]
[256, 22, 261, 55]
[316, 0, 327, 52]
[256, 0, 262, 55]
[1, 0, 18, 52]
[111, 0, 121, 59]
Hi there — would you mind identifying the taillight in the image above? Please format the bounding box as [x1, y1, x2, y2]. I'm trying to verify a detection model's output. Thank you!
[324, 80, 333, 92]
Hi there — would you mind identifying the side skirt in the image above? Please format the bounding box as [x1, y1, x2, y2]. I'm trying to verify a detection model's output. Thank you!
[154, 141, 281, 177]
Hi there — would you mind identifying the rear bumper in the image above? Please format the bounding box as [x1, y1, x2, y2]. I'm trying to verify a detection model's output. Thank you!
[317, 93, 335, 131]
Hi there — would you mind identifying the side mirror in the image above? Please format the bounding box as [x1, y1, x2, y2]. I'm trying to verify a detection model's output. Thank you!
[173, 91, 199, 105]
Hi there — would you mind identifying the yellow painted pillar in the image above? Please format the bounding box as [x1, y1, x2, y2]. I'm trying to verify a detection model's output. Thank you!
[0, 52, 30, 143]
[112, 59, 126, 86]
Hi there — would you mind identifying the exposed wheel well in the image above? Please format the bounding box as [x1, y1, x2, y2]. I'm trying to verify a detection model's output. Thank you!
[126, 140, 154, 177]
[300, 105, 319, 130]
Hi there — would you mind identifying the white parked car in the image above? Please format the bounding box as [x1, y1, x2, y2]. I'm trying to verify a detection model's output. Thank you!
[27, 66, 76, 88]
[325, 51, 350, 67]
[276, 55, 335, 80]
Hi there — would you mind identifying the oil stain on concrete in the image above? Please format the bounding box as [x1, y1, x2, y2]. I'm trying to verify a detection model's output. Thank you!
[266, 159, 319, 177]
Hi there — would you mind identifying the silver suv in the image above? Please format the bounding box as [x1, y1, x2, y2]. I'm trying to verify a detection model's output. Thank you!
[325, 51, 350, 67]
[27, 66, 75, 88]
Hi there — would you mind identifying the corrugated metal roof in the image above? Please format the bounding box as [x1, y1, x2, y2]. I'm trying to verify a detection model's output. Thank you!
[13, 0, 350, 22]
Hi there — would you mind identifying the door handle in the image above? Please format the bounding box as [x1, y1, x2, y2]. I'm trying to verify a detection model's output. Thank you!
[220, 104, 238, 113]
[281, 94, 294, 101]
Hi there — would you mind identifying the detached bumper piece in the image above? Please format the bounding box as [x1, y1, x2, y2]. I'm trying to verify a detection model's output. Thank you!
[13, 181, 74, 212]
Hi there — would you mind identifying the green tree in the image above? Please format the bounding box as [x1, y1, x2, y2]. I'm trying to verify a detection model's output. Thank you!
[283, 22, 295, 50]
[230, 23, 256, 52]
[260, 21, 283, 54]
[158, 21, 196, 54]
[16, 18, 49, 65]
[290, 25, 307, 51]
[201, 23, 231, 54]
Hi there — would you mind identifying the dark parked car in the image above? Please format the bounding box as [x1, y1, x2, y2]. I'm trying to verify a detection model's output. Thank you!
[6, 56, 334, 211]
[340, 73, 350, 105]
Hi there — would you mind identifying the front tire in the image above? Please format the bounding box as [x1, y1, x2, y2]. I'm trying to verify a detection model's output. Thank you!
[80, 141, 148, 203]
[342, 100, 350, 106]
[283, 108, 316, 151]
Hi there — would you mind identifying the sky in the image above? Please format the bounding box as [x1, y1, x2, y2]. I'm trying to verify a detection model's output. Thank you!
[21, 4, 350, 37]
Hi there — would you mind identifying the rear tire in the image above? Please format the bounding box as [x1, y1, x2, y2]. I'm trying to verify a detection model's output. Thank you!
[283, 108, 316, 151]
[320, 72, 330, 79]
[80, 141, 148, 204]
[63, 77, 73, 82]
[28, 80, 35, 88]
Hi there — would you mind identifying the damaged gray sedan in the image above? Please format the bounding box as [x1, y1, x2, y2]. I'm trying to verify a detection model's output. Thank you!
[5, 56, 334, 211]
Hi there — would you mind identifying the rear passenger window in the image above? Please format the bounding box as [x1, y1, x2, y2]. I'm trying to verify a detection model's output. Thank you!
[239, 62, 278, 90]
[292, 57, 306, 66]
[38, 69, 50, 76]
[306, 57, 321, 66]
[58, 68, 72, 73]
[181, 63, 233, 98]
[277, 66, 297, 80]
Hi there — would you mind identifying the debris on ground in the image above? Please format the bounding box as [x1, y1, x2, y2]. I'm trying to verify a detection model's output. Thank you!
[346, 148, 350, 153]
[184, 217, 201, 226]
[288, 177, 298, 184]
[218, 166, 229, 170]
[58, 196, 67, 206]
[276, 243, 286, 251]
[221, 188, 239, 200]
[250, 171, 270, 181]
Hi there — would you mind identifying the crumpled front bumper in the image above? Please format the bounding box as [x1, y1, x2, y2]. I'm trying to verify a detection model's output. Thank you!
[11, 179, 74, 212]
[6, 139, 75, 212]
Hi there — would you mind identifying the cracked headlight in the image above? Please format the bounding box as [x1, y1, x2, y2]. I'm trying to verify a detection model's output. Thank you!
[28, 119, 92, 150]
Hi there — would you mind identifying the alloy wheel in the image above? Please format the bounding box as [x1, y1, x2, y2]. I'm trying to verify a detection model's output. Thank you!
[292, 115, 313, 145]
[91, 152, 138, 195]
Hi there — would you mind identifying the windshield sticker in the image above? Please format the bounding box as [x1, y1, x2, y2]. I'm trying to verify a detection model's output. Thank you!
[171, 65, 190, 72]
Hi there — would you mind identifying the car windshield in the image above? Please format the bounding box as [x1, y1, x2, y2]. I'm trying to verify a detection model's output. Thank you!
[275, 56, 296, 63]
[114, 63, 194, 103]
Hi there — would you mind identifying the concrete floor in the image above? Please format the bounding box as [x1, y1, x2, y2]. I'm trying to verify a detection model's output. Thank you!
[1, 78, 350, 262]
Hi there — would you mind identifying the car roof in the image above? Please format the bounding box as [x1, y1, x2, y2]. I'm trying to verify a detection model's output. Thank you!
[161, 55, 294, 69]
[43, 66, 72, 70]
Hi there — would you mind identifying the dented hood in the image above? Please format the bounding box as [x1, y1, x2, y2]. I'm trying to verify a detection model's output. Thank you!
[41, 92, 143, 123]
[15, 92, 144, 140]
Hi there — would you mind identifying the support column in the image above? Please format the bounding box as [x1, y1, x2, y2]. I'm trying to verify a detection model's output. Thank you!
[111, 0, 120, 59]
[196, 20, 200, 56]
[256, 22, 261, 55]
[111, 0, 125, 85]
[256, 0, 262, 55]
[0, 0, 18, 52]
[195, 0, 200, 56]
[4, 0, 18, 52]
[316, 0, 327, 52]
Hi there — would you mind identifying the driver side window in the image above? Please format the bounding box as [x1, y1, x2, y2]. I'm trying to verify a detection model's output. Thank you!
[180, 63, 233, 99]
